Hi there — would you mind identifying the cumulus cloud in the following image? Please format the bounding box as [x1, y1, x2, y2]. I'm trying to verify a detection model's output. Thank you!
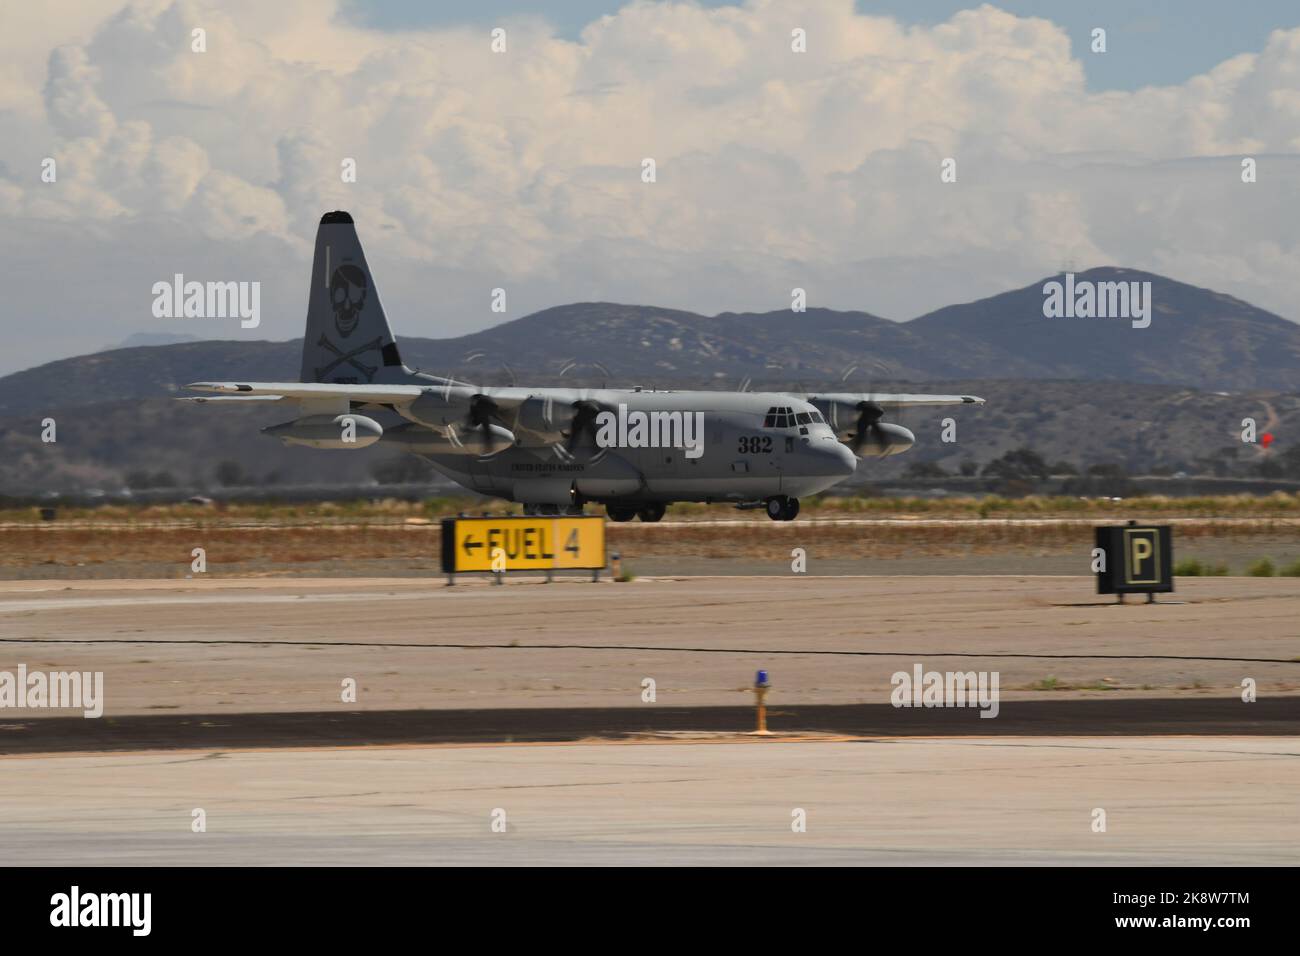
[1, 0, 1298, 374]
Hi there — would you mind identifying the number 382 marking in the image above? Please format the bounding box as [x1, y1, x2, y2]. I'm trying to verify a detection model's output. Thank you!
[738, 436, 773, 454]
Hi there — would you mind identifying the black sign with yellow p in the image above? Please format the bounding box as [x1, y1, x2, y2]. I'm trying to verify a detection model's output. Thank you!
[1095, 523, 1173, 594]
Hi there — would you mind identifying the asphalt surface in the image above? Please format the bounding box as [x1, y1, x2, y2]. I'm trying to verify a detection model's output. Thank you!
[2, 698, 1296, 755]
[3, 736, 1295, 865]
[1, 575, 1297, 717]
[1, 575, 1295, 865]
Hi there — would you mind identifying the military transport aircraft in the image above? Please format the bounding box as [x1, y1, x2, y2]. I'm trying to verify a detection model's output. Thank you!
[186, 212, 984, 521]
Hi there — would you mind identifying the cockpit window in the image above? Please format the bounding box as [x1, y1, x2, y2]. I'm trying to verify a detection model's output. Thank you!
[765, 406, 816, 429]
[759, 405, 821, 429]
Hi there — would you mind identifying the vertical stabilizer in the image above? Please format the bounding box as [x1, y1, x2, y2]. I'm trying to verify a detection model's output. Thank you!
[300, 211, 404, 384]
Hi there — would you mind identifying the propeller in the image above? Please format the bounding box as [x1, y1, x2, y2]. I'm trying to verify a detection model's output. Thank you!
[835, 362, 913, 457]
[850, 400, 887, 454]
[466, 393, 506, 455]
[847, 397, 917, 457]
[564, 399, 604, 452]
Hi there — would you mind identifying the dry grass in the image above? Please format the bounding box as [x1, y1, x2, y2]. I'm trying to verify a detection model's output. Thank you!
[2, 524, 440, 568]
[7, 491, 1300, 526]
[4, 514, 1297, 570]
[4, 493, 1299, 570]
[675, 491, 1300, 520]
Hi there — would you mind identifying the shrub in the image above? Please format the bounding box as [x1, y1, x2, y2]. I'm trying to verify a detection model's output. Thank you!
[1247, 558, 1276, 577]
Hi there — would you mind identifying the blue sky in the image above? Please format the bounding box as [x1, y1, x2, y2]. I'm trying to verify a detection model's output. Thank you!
[344, 0, 1300, 91]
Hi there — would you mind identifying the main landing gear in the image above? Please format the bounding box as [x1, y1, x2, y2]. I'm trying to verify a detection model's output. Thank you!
[637, 503, 667, 523]
[606, 503, 666, 523]
[765, 496, 800, 521]
[523, 503, 585, 516]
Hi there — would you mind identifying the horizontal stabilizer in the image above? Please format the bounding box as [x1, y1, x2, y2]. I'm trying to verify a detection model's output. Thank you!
[186, 381, 425, 403]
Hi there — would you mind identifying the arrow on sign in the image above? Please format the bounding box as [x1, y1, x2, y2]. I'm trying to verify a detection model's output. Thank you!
[463, 535, 483, 555]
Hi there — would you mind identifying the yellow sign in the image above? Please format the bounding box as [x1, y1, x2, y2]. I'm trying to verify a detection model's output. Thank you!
[441, 516, 606, 573]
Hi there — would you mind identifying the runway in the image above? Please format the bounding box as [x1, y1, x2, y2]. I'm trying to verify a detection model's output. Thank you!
[1, 575, 1296, 866]
[0, 575, 1296, 720]
[2, 736, 1295, 865]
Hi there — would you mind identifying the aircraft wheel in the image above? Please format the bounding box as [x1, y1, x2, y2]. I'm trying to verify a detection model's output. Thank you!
[607, 505, 637, 522]
[782, 497, 800, 521]
[765, 496, 788, 521]
[637, 503, 666, 523]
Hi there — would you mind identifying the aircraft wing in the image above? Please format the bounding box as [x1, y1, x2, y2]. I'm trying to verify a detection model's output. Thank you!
[799, 392, 986, 407]
[186, 382, 426, 403]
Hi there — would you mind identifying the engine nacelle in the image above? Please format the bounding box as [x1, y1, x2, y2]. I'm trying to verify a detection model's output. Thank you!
[514, 395, 580, 444]
[854, 422, 914, 458]
[407, 388, 474, 428]
[382, 421, 515, 455]
[263, 414, 383, 449]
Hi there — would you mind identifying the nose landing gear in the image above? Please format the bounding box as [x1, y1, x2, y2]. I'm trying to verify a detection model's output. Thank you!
[765, 496, 800, 521]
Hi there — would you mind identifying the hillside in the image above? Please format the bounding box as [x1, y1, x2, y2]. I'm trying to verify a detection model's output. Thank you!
[3, 380, 1297, 495]
[2, 268, 1298, 493]
[3, 267, 1300, 420]
[909, 267, 1300, 391]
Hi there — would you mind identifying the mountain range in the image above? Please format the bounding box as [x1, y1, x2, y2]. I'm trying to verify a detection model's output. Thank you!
[2, 267, 1297, 493]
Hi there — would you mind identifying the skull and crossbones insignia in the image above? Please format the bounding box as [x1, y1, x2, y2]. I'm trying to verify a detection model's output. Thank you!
[315, 333, 380, 382]
[329, 264, 368, 338]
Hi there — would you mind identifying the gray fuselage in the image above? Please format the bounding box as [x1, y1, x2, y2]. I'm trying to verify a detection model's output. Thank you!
[413, 386, 857, 507]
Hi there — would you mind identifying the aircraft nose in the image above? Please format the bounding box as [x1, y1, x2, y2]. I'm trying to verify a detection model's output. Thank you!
[817, 439, 858, 478]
